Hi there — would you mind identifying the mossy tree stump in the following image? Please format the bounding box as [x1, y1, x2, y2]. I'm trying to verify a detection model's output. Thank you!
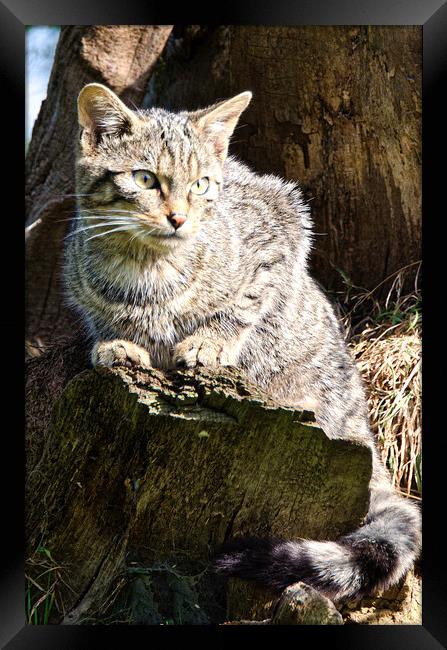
[26, 358, 373, 624]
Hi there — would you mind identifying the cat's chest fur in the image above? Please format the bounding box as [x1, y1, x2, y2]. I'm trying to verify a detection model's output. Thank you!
[90, 250, 212, 352]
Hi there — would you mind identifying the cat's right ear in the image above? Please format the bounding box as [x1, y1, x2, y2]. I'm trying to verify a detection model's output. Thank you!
[77, 83, 136, 148]
[190, 91, 252, 163]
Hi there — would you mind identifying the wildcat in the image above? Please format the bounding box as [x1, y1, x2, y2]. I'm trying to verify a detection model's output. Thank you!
[64, 83, 421, 604]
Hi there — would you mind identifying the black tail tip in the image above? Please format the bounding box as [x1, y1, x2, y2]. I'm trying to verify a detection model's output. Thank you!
[213, 536, 281, 572]
[212, 536, 288, 591]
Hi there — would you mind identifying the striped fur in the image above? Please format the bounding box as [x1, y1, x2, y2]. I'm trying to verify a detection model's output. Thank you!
[64, 84, 421, 604]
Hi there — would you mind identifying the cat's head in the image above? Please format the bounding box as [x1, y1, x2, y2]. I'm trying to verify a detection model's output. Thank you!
[75, 83, 251, 250]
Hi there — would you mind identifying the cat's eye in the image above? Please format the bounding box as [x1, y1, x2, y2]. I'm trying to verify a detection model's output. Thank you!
[132, 170, 158, 189]
[190, 177, 210, 195]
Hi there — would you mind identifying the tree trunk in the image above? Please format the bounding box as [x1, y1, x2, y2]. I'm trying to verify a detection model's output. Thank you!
[149, 26, 421, 296]
[25, 351, 372, 624]
[25, 26, 172, 348]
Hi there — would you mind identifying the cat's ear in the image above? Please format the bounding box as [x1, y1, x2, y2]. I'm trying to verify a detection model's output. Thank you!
[77, 83, 137, 147]
[190, 92, 252, 162]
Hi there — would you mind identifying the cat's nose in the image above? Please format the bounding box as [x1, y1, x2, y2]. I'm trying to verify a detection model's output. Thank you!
[167, 212, 187, 230]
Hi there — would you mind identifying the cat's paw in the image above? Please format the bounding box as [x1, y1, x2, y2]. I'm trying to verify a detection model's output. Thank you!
[92, 339, 152, 369]
[173, 336, 235, 369]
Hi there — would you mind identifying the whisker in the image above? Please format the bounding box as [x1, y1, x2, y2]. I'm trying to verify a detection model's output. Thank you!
[86, 225, 139, 241]
[51, 192, 99, 199]
[77, 216, 138, 221]
[132, 226, 159, 240]
[56, 205, 141, 218]
[70, 220, 135, 230]
[82, 208, 143, 216]
[128, 230, 144, 245]
[65, 221, 135, 239]
[57, 215, 138, 224]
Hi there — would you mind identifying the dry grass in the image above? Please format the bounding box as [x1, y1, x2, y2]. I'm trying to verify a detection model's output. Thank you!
[331, 262, 422, 500]
[25, 544, 75, 624]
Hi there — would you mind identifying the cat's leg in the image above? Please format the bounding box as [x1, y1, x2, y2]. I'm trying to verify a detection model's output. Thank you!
[173, 323, 251, 369]
[174, 269, 281, 369]
[174, 334, 236, 368]
[92, 339, 152, 369]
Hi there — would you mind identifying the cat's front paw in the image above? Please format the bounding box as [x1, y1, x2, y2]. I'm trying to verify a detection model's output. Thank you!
[173, 336, 235, 369]
[92, 339, 152, 369]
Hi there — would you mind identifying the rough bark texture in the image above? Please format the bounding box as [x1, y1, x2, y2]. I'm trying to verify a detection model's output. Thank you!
[149, 25, 421, 296]
[25, 356, 372, 624]
[25, 25, 172, 347]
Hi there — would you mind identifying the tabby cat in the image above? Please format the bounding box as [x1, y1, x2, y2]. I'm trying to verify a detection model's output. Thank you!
[64, 83, 421, 603]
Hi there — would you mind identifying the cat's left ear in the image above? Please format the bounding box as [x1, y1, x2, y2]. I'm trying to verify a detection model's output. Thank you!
[190, 92, 252, 162]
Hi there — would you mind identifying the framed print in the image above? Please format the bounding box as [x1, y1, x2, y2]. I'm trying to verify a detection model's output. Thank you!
[4, 0, 446, 647]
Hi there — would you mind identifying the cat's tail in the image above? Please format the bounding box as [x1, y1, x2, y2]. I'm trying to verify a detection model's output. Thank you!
[213, 486, 421, 603]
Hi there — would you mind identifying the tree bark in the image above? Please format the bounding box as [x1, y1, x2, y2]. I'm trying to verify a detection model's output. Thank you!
[150, 26, 421, 296]
[25, 355, 372, 624]
[25, 26, 172, 348]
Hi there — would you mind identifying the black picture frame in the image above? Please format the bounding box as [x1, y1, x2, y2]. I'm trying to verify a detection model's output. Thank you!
[6, 1, 447, 647]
